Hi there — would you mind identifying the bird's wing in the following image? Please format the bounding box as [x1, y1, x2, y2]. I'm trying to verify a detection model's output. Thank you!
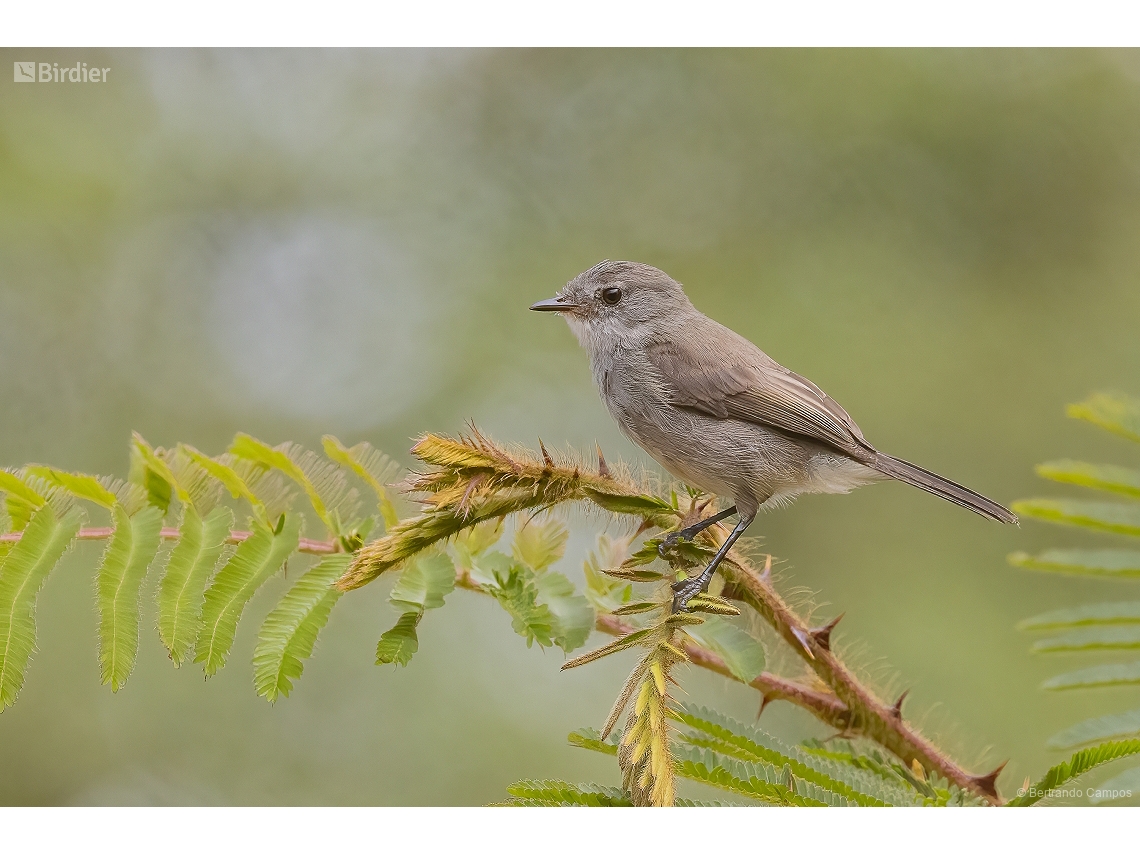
[645, 335, 875, 458]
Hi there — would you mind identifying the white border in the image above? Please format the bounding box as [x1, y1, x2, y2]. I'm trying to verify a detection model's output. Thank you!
[3, 1, 1140, 48]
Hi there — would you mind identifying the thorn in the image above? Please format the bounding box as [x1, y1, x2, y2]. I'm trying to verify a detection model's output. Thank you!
[596, 442, 612, 478]
[790, 626, 815, 659]
[538, 438, 553, 469]
[969, 761, 1008, 800]
[890, 689, 909, 720]
[809, 613, 844, 652]
[759, 554, 773, 583]
[757, 693, 774, 720]
[572, 466, 579, 480]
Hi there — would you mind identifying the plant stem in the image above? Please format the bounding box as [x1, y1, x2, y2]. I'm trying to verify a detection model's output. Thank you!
[721, 560, 1001, 804]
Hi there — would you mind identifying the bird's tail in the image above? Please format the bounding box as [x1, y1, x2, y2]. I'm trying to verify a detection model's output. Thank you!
[871, 453, 1018, 524]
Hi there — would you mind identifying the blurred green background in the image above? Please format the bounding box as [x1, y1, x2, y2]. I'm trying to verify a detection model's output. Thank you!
[2, 48, 1140, 805]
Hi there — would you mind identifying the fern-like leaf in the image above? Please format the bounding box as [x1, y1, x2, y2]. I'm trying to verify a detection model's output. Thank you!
[180, 445, 268, 525]
[0, 505, 83, 709]
[1067, 392, 1140, 443]
[1048, 709, 1140, 749]
[1007, 739, 1140, 806]
[322, 436, 400, 529]
[1043, 662, 1140, 690]
[1011, 499, 1140, 537]
[1031, 625, 1140, 653]
[25, 466, 119, 509]
[1019, 601, 1140, 630]
[97, 505, 164, 691]
[503, 780, 632, 806]
[1036, 460, 1140, 500]
[157, 506, 234, 667]
[671, 705, 921, 806]
[389, 553, 456, 613]
[512, 520, 569, 572]
[1087, 764, 1140, 803]
[195, 514, 301, 676]
[1009, 548, 1140, 578]
[375, 611, 420, 667]
[230, 434, 359, 537]
[0, 470, 46, 532]
[253, 553, 350, 701]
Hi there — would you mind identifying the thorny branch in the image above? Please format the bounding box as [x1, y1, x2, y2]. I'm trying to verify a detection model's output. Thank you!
[335, 429, 1005, 803]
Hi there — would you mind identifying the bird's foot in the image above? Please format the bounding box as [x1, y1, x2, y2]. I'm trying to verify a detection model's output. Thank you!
[670, 573, 710, 613]
[657, 530, 688, 559]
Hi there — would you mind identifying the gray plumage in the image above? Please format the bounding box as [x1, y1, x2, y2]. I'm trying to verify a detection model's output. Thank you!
[531, 259, 1016, 526]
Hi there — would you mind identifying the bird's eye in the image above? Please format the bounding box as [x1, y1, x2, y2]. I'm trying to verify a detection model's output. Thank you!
[600, 287, 622, 306]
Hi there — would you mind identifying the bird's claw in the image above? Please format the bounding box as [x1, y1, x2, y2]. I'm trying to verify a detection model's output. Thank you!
[670, 575, 707, 613]
[657, 531, 685, 558]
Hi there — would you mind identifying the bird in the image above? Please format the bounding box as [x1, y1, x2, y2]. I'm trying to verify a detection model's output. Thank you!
[530, 260, 1017, 612]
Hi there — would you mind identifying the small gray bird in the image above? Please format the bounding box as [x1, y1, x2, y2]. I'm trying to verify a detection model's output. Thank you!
[531, 260, 1016, 612]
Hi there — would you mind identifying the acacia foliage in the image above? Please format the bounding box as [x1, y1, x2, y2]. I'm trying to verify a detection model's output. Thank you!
[1012, 392, 1140, 803]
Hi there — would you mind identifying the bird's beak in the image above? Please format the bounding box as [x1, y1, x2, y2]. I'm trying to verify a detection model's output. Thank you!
[529, 297, 576, 313]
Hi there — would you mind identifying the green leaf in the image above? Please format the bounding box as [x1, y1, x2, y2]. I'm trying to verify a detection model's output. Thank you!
[1008, 739, 1140, 806]
[322, 436, 400, 529]
[560, 627, 653, 669]
[389, 553, 456, 613]
[1043, 661, 1140, 690]
[1033, 625, 1140, 653]
[131, 433, 187, 508]
[375, 611, 420, 666]
[180, 444, 267, 525]
[0, 505, 83, 710]
[610, 601, 663, 616]
[1019, 601, 1140, 631]
[1088, 764, 1140, 803]
[1010, 549, 1140, 578]
[504, 780, 631, 807]
[25, 466, 119, 510]
[157, 506, 234, 667]
[195, 514, 301, 677]
[253, 553, 349, 701]
[488, 560, 555, 649]
[684, 617, 766, 683]
[1048, 709, 1140, 750]
[582, 535, 635, 612]
[1036, 460, 1140, 500]
[672, 744, 829, 806]
[230, 434, 358, 537]
[1068, 392, 1140, 443]
[536, 571, 595, 653]
[671, 705, 917, 806]
[579, 486, 677, 522]
[0, 471, 46, 532]
[1011, 499, 1140, 537]
[568, 728, 618, 756]
[512, 520, 568, 572]
[97, 505, 165, 692]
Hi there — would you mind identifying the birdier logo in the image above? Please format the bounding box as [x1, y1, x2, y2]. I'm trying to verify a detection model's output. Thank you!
[13, 61, 109, 83]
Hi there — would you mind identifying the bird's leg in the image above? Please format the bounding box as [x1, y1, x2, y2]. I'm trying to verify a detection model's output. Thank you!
[671, 512, 754, 613]
[657, 505, 738, 558]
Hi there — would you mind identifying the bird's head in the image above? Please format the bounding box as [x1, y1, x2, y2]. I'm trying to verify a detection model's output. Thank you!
[530, 260, 692, 348]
